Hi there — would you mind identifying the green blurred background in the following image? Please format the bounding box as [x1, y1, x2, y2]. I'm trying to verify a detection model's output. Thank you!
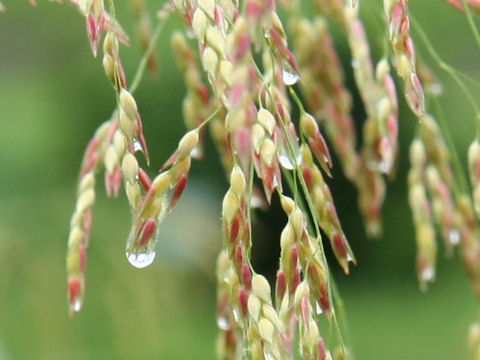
[0, 1, 479, 359]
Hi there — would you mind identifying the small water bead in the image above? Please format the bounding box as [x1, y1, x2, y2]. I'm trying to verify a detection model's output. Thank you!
[263, 350, 276, 360]
[378, 158, 393, 174]
[278, 145, 302, 170]
[250, 192, 264, 209]
[271, 175, 280, 188]
[72, 298, 83, 313]
[190, 145, 203, 159]
[278, 152, 302, 170]
[232, 308, 240, 322]
[282, 69, 299, 86]
[315, 302, 323, 315]
[282, 61, 300, 86]
[133, 138, 142, 152]
[185, 29, 195, 39]
[448, 228, 460, 245]
[126, 250, 156, 268]
[421, 266, 435, 282]
[217, 315, 232, 330]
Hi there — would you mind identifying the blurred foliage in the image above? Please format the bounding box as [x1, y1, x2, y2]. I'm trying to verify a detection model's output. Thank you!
[0, 1, 479, 359]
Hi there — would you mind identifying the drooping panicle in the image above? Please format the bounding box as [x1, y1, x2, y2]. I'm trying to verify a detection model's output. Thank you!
[67, 120, 114, 318]
[299, 145, 355, 273]
[384, 0, 425, 117]
[408, 138, 437, 289]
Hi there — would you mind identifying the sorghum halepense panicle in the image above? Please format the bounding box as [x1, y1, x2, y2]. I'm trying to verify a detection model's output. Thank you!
[57, 0, 480, 358]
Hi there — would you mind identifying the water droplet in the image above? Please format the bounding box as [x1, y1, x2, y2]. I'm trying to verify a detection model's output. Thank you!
[72, 298, 83, 312]
[351, 59, 359, 69]
[378, 159, 391, 174]
[126, 250, 156, 268]
[250, 192, 264, 209]
[282, 62, 300, 86]
[346, 252, 355, 262]
[263, 350, 276, 360]
[315, 302, 323, 315]
[448, 228, 460, 245]
[278, 153, 294, 170]
[232, 308, 240, 322]
[190, 145, 202, 159]
[133, 138, 142, 152]
[271, 175, 279, 188]
[278, 147, 302, 170]
[217, 315, 232, 330]
[185, 29, 195, 39]
[421, 266, 435, 282]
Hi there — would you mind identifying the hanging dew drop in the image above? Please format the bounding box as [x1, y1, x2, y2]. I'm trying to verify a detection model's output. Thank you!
[133, 138, 142, 152]
[72, 298, 83, 312]
[448, 228, 460, 245]
[421, 266, 435, 282]
[250, 192, 263, 208]
[217, 315, 232, 330]
[315, 302, 323, 315]
[278, 153, 295, 170]
[263, 350, 276, 360]
[282, 68, 299, 86]
[232, 308, 240, 322]
[282, 61, 300, 86]
[126, 250, 156, 268]
[278, 144, 302, 170]
[185, 29, 195, 39]
[190, 145, 202, 159]
[378, 158, 392, 174]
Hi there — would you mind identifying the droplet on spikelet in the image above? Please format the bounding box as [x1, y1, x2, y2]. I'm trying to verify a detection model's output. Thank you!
[421, 266, 435, 282]
[216, 315, 232, 330]
[278, 147, 301, 170]
[448, 228, 461, 245]
[126, 250, 156, 268]
[315, 301, 323, 315]
[282, 61, 300, 85]
[263, 350, 276, 360]
[133, 138, 142, 152]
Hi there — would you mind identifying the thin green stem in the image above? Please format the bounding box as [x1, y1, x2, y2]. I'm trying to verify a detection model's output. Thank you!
[411, 16, 480, 135]
[455, 70, 480, 90]
[197, 105, 223, 131]
[288, 86, 305, 114]
[107, 0, 116, 20]
[431, 97, 470, 194]
[129, 21, 166, 94]
[461, 0, 480, 49]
